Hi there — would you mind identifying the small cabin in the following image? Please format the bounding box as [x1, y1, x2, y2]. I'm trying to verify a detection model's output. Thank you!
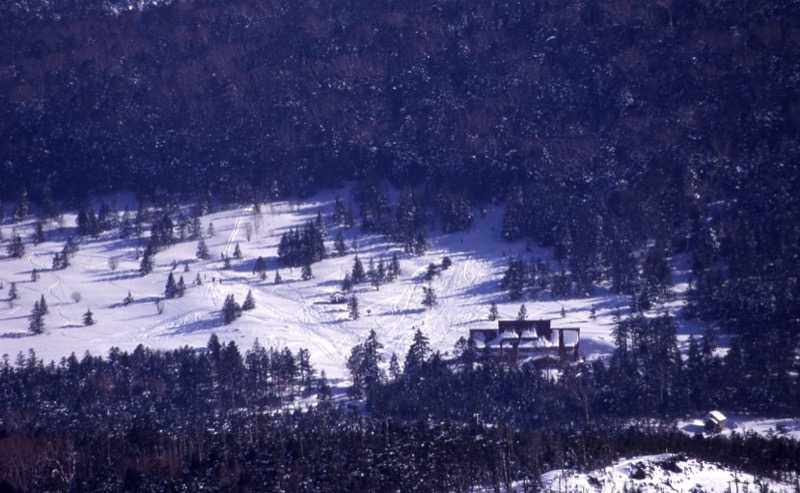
[704, 410, 727, 432]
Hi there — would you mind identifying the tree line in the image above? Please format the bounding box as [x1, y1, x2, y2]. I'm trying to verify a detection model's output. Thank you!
[2, 326, 799, 492]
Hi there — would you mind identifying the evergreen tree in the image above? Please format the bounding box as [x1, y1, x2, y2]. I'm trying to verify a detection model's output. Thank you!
[6, 234, 24, 258]
[28, 301, 44, 334]
[207, 222, 215, 238]
[8, 282, 18, 301]
[222, 294, 241, 324]
[422, 285, 437, 310]
[253, 256, 267, 275]
[165, 272, 177, 298]
[488, 302, 499, 321]
[425, 262, 438, 282]
[274, 270, 282, 284]
[389, 252, 401, 281]
[412, 230, 428, 256]
[516, 304, 527, 320]
[389, 353, 401, 381]
[404, 328, 431, 379]
[317, 370, 332, 401]
[196, 239, 210, 260]
[123, 291, 134, 305]
[351, 256, 366, 284]
[301, 263, 313, 280]
[139, 245, 155, 276]
[242, 290, 256, 311]
[334, 231, 347, 256]
[500, 256, 527, 300]
[348, 295, 360, 320]
[332, 196, 346, 226]
[83, 308, 95, 326]
[31, 268, 39, 282]
[454, 336, 478, 372]
[32, 220, 45, 245]
[233, 242, 243, 260]
[341, 273, 353, 292]
[189, 215, 203, 240]
[177, 276, 186, 297]
[39, 295, 48, 315]
[119, 206, 133, 239]
[348, 329, 384, 396]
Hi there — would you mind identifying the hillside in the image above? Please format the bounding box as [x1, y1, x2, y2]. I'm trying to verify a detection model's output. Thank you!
[1, 189, 640, 379]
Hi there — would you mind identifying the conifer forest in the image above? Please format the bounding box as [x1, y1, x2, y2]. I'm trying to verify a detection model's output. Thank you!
[1, 0, 800, 490]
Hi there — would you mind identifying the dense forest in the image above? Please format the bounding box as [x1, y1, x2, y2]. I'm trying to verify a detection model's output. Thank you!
[2, 331, 799, 492]
[1, 0, 800, 489]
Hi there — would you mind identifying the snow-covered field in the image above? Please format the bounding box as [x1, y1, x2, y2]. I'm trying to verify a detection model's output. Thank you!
[0, 188, 775, 385]
[540, 454, 798, 493]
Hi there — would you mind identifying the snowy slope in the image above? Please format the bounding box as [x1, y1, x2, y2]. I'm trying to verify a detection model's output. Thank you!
[0, 188, 709, 381]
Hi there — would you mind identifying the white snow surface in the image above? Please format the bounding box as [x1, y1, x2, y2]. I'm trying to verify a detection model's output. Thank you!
[2, 190, 800, 486]
[539, 454, 798, 493]
[0, 187, 770, 383]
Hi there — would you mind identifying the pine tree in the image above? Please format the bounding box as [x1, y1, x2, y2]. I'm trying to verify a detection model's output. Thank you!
[317, 370, 332, 401]
[425, 262, 438, 282]
[28, 301, 44, 334]
[120, 206, 133, 239]
[196, 239, 210, 260]
[207, 222, 215, 238]
[8, 282, 18, 301]
[517, 304, 528, 320]
[7, 234, 25, 258]
[32, 220, 45, 245]
[334, 231, 347, 256]
[83, 308, 95, 326]
[389, 353, 401, 381]
[39, 295, 48, 315]
[488, 302, 499, 321]
[348, 295, 359, 320]
[123, 291, 134, 305]
[242, 290, 256, 311]
[222, 294, 241, 324]
[413, 230, 428, 256]
[422, 285, 437, 310]
[351, 256, 366, 284]
[274, 270, 282, 284]
[177, 276, 186, 297]
[404, 328, 431, 379]
[139, 245, 155, 276]
[165, 272, 177, 298]
[233, 242, 243, 260]
[341, 272, 353, 292]
[253, 256, 267, 275]
[389, 252, 401, 281]
[31, 268, 39, 282]
[301, 263, 313, 280]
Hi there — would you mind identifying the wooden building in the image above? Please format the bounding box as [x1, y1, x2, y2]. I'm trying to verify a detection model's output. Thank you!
[469, 319, 580, 366]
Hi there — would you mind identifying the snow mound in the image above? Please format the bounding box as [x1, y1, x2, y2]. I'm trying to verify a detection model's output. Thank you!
[540, 454, 797, 493]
